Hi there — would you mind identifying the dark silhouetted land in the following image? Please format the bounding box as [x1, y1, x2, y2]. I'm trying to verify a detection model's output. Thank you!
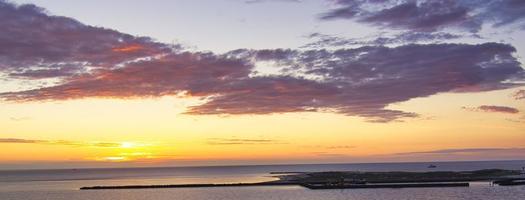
[80, 169, 525, 190]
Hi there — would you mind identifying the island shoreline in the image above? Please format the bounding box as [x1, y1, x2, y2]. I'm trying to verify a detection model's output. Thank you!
[80, 169, 525, 190]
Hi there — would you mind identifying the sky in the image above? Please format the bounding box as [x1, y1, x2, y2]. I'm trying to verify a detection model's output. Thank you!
[0, 0, 524, 170]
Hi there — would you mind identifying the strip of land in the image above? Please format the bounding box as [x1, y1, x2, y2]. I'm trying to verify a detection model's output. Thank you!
[80, 182, 295, 190]
[80, 169, 525, 190]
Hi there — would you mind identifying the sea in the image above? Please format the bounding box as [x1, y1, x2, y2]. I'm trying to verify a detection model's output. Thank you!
[1, 160, 525, 200]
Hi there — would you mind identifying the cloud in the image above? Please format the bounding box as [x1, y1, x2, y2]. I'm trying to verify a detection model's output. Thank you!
[0, 0, 172, 79]
[0, 138, 43, 143]
[1, 43, 523, 122]
[212, 43, 522, 122]
[9, 116, 31, 121]
[206, 138, 285, 145]
[325, 145, 355, 149]
[463, 105, 520, 114]
[321, 0, 525, 33]
[0, 1, 524, 123]
[512, 89, 525, 100]
[478, 105, 520, 114]
[302, 145, 356, 149]
[0, 137, 124, 148]
[303, 32, 463, 48]
[185, 76, 339, 115]
[313, 152, 348, 157]
[0, 52, 252, 101]
[395, 147, 525, 156]
[8, 65, 83, 79]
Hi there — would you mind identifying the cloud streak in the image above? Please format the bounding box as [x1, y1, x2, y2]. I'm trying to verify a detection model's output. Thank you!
[463, 105, 520, 114]
[302, 145, 356, 149]
[322, 0, 525, 33]
[303, 32, 463, 48]
[513, 90, 525, 100]
[395, 147, 525, 156]
[0, 138, 42, 143]
[0, 137, 124, 148]
[206, 138, 285, 145]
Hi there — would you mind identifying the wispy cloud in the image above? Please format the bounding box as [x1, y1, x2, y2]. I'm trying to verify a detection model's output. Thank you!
[0, 137, 125, 148]
[324, 145, 355, 149]
[512, 90, 525, 100]
[303, 31, 464, 48]
[312, 152, 348, 157]
[463, 105, 520, 114]
[9, 116, 31, 121]
[321, 0, 525, 33]
[0, 138, 42, 144]
[206, 138, 286, 145]
[394, 148, 525, 156]
[302, 145, 356, 149]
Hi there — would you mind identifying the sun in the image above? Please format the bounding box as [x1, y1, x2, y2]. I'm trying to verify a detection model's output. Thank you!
[104, 156, 127, 161]
[120, 142, 135, 148]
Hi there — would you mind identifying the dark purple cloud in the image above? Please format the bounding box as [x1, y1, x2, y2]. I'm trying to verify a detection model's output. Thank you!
[478, 0, 525, 27]
[1, 43, 523, 122]
[0, 52, 252, 101]
[322, 0, 470, 32]
[0, 0, 172, 78]
[225, 43, 522, 121]
[322, 0, 525, 33]
[185, 76, 340, 115]
[478, 105, 520, 114]
[0, 1, 524, 122]
[463, 105, 520, 114]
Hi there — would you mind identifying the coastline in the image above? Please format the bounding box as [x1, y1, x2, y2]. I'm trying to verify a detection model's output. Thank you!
[80, 168, 524, 190]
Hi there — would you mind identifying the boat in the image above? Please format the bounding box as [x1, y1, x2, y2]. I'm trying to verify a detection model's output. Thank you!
[428, 164, 437, 168]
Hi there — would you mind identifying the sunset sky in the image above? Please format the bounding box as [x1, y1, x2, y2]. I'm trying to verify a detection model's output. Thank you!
[1, 0, 524, 170]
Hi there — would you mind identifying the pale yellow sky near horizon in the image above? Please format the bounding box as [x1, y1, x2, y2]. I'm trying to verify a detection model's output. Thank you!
[1, 86, 524, 168]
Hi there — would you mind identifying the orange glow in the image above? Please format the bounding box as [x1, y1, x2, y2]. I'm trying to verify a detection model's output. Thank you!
[103, 156, 127, 161]
[1, 88, 524, 167]
[112, 44, 144, 52]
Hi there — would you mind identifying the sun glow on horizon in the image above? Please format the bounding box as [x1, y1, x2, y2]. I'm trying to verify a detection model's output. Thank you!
[120, 142, 136, 148]
[1, 0, 525, 170]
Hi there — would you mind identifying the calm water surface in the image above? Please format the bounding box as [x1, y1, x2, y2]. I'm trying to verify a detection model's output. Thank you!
[1, 160, 525, 200]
